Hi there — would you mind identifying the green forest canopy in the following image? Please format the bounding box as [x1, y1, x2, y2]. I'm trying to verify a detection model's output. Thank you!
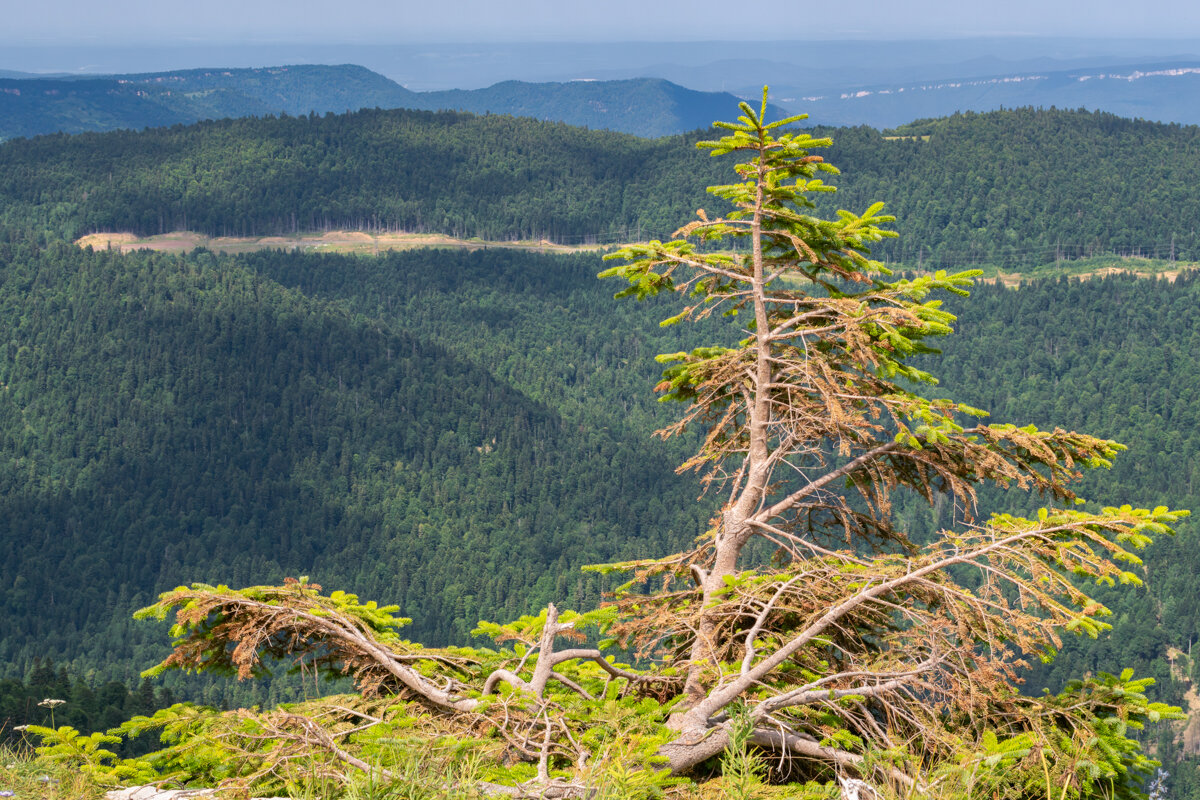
[2, 105, 1200, 267]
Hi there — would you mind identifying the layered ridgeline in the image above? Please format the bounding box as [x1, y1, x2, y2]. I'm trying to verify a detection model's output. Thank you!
[4, 105, 1200, 267]
[0, 65, 419, 142]
[786, 60, 1200, 129]
[0, 64, 773, 140]
[14, 56, 1200, 140]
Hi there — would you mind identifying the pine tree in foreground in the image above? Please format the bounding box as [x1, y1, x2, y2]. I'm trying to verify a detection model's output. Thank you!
[22, 89, 1187, 800]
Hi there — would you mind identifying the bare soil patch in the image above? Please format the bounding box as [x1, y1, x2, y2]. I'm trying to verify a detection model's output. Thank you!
[1168, 647, 1200, 756]
[75, 233, 1190, 288]
[990, 265, 1183, 288]
[76, 232, 140, 249]
[140, 231, 206, 252]
[321, 230, 373, 242]
[74, 231, 603, 256]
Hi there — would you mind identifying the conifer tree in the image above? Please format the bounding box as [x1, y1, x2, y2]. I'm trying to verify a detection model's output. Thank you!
[596, 87, 1186, 792]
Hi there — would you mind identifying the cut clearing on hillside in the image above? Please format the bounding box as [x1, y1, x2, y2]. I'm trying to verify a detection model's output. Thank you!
[75, 230, 604, 256]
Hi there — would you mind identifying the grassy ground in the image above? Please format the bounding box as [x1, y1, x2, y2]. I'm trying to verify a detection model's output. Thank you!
[1, 745, 108, 800]
[0, 738, 840, 799]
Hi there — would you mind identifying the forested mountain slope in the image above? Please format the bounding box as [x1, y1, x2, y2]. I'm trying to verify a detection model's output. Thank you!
[4, 105, 1200, 787]
[4, 106, 1200, 268]
[5, 238, 1200, 727]
[931, 274, 1200, 671]
[0, 237, 712, 688]
[0, 108, 724, 244]
[823, 109, 1200, 267]
[923, 273, 1200, 792]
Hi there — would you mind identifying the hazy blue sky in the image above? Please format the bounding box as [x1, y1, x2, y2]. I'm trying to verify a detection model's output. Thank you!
[5, 0, 1200, 43]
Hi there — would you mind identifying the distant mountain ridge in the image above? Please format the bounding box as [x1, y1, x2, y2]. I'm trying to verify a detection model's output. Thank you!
[16, 56, 1200, 140]
[109, 63, 420, 115]
[0, 65, 416, 140]
[414, 78, 788, 138]
[0, 65, 778, 140]
[786, 59, 1200, 127]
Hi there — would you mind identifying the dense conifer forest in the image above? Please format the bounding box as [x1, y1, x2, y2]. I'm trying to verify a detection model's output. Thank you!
[0, 239, 716, 686]
[4, 105, 1200, 266]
